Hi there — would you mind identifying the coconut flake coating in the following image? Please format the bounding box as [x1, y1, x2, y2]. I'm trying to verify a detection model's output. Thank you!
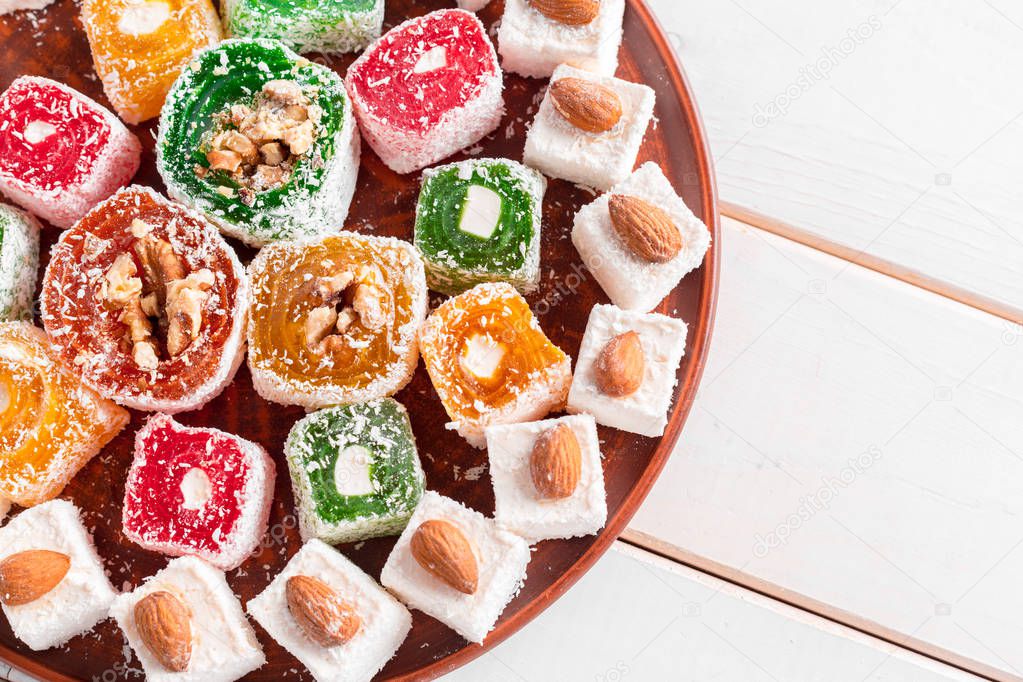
[419, 282, 572, 448]
[415, 158, 545, 296]
[158, 38, 360, 246]
[0, 204, 40, 321]
[0, 76, 141, 229]
[82, 0, 223, 124]
[0, 323, 129, 507]
[40, 186, 249, 413]
[222, 0, 384, 54]
[247, 231, 428, 409]
[345, 9, 504, 174]
[285, 398, 426, 544]
[123, 414, 276, 571]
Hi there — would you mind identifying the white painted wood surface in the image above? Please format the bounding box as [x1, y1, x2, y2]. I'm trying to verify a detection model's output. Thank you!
[626, 217, 1023, 679]
[645, 0, 1023, 315]
[447, 543, 980, 682]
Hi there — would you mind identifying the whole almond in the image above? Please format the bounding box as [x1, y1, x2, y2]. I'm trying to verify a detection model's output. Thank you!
[528, 0, 600, 25]
[608, 195, 683, 263]
[594, 331, 645, 397]
[286, 575, 361, 648]
[530, 423, 582, 499]
[410, 519, 478, 595]
[134, 591, 192, 673]
[549, 78, 623, 134]
[0, 550, 70, 606]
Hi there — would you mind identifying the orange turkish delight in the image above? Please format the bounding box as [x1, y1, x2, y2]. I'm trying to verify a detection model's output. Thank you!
[82, 0, 222, 124]
[247, 232, 428, 409]
[419, 282, 572, 448]
[0, 322, 129, 506]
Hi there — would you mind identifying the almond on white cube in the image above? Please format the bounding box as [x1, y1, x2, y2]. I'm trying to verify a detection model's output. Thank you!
[380, 491, 531, 644]
[110, 556, 265, 682]
[567, 304, 688, 437]
[486, 414, 608, 543]
[498, 0, 625, 79]
[0, 500, 116, 651]
[523, 64, 654, 191]
[572, 162, 712, 311]
[247, 539, 412, 682]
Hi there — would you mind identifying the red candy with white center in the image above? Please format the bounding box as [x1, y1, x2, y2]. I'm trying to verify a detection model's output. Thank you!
[122, 414, 275, 571]
[346, 9, 504, 174]
[0, 76, 141, 228]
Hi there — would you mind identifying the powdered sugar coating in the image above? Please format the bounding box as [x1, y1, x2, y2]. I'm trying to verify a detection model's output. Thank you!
[0, 204, 40, 321]
[40, 186, 249, 413]
[380, 491, 531, 643]
[123, 414, 276, 571]
[346, 9, 504, 174]
[498, 0, 625, 79]
[247, 539, 413, 682]
[0, 500, 117, 650]
[0, 77, 141, 228]
[110, 556, 266, 682]
[572, 162, 712, 311]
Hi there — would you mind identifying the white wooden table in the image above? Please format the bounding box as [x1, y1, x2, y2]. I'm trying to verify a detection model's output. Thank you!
[449, 1, 1023, 679]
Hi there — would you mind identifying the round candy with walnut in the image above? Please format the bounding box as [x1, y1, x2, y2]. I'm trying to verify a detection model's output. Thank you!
[157, 38, 360, 246]
[247, 232, 428, 409]
[40, 186, 249, 413]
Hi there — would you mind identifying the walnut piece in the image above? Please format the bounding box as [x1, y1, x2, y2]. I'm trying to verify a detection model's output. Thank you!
[351, 268, 386, 330]
[207, 149, 242, 173]
[101, 253, 142, 307]
[99, 233, 214, 370]
[304, 266, 386, 353]
[262, 79, 306, 106]
[165, 270, 215, 357]
[200, 79, 317, 195]
[120, 296, 158, 371]
[260, 142, 286, 166]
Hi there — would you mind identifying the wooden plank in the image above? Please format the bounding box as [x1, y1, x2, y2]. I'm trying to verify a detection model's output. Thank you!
[446, 542, 981, 681]
[626, 217, 1023, 680]
[645, 0, 1023, 313]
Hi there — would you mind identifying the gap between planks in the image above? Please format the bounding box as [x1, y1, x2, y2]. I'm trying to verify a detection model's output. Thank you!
[720, 201, 1022, 325]
[619, 529, 1012, 682]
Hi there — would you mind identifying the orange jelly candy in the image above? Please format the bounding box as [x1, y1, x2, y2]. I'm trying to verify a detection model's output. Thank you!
[0, 322, 129, 507]
[82, 0, 223, 124]
[247, 232, 428, 409]
[419, 282, 572, 448]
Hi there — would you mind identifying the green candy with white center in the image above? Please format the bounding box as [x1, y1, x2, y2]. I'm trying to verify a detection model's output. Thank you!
[157, 38, 360, 246]
[222, 0, 384, 55]
[414, 158, 545, 296]
[0, 204, 39, 321]
[286, 398, 426, 544]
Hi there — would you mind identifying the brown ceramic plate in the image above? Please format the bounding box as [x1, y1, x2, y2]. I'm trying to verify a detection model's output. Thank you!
[0, 0, 718, 679]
